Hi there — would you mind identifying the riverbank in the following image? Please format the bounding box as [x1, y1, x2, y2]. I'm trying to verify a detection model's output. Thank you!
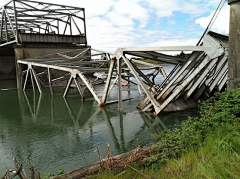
[1, 86, 239, 178]
[81, 88, 240, 178]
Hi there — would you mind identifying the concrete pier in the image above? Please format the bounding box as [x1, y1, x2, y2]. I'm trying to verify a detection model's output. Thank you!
[0, 47, 15, 80]
[228, 0, 240, 89]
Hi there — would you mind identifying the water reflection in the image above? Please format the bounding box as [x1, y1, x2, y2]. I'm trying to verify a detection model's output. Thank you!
[18, 91, 149, 153]
[0, 87, 198, 175]
[141, 112, 168, 134]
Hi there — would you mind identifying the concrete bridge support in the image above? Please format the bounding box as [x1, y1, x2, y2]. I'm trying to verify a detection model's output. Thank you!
[0, 47, 15, 80]
[228, 0, 240, 89]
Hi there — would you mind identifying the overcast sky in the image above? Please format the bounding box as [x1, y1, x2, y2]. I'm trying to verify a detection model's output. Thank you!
[0, 0, 230, 52]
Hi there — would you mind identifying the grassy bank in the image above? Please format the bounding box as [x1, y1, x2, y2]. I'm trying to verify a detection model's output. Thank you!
[98, 89, 240, 178]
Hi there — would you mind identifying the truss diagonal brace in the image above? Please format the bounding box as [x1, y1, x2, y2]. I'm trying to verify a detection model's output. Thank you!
[102, 57, 116, 103]
[77, 71, 101, 105]
[120, 54, 161, 114]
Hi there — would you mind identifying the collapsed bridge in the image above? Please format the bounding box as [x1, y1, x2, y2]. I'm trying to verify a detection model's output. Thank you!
[17, 31, 229, 115]
[0, 1, 230, 115]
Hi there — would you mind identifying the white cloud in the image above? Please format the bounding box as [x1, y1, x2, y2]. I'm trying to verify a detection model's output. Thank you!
[195, 6, 230, 34]
[168, 20, 176, 25]
[146, 0, 179, 17]
[146, 37, 198, 47]
[0, 0, 230, 54]
[106, 0, 149, 28]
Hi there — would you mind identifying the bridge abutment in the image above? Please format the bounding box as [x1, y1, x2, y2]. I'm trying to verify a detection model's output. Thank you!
[0, 47, 15, 80]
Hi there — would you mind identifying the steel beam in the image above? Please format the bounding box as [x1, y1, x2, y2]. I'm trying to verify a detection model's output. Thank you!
[218, 71, 228, 91]
[0, 9, 4, 42]
[156, 63, 181, 91]
[23, 68, 30, 91]
[157, 56, 211, 113]
[102, 58, 116, 103]
[184, 58, 218, 99]
[130, 61, 154, 87]
[29, 67, 35, 92]
[77, 72, 101, 104]
[47, 68, 53, 94]
[122, 55, 161, 114]
[157, 52, 205, 101]
[117, 58, 123, 111]
[4, 9, 9, 42]
[0, 0, 87, 47]
[209, 62, 228, 93]
[108, 76, 118, 96]
[63, 75, 73, 98]
[83, 9, 87, 45]
[74, 77, 83, 98]
[20, 0, 84, 10]
[31, 67, 43, 93]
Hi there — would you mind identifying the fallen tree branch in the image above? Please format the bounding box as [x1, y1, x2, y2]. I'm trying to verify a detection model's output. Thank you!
[141, 145, 178, 166]
[53, 146, 151, 179]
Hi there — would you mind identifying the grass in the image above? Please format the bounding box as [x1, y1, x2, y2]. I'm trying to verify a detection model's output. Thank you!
[43, 89, 240, 178]
[97, 127, 240, 179]
[149, 129, 240, 179]
[96, 88, 240, 178]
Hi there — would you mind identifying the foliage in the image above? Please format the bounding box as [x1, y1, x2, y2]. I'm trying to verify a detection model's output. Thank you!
[175, 51, 191, 59]
[42, 166, 65, 179]
[148, 129, 240, 179]
[153, 88, 240, 163]
[97, 88, 240, 178]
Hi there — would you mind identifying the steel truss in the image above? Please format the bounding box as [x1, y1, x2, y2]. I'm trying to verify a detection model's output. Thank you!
[17, 46, 171, 106]
[0, 0, 87, 46]
[18, 48, 113, 105]
[112, 31, 229, 115]
[17, 31, 229, 115]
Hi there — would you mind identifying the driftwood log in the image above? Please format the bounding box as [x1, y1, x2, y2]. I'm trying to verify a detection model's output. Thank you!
[2, 143, 179, 179]
[1, 158, 28, 179]
[53, 146, 151, 179]
[141, 145, 178, 166]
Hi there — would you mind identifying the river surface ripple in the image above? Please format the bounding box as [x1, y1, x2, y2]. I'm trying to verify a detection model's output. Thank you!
[0, 65, 199, 175]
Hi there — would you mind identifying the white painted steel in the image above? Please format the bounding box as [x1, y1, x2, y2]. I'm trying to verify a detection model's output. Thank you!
[157, 56, 211, 114]
[102, 59, 115, 103]
[31, 67, 43, 94]
[122, 55, 161, 114]
[77, 72, 101, 104]
[184, 58, 219, 99]
[117, 58, 123, 111]
[157, 52, 204, 100]
[63, 76, 73, 98]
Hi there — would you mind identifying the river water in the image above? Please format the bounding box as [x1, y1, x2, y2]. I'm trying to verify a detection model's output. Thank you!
[0, 65, 198, 175]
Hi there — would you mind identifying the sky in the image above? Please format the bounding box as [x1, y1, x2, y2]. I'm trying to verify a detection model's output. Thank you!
[0, 0, 230, 53]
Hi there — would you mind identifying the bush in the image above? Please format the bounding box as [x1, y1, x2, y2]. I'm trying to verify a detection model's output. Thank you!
[153, 88, 240, 163]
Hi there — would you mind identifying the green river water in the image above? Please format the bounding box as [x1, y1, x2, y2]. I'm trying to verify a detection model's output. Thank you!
[0, 66, 199, 175]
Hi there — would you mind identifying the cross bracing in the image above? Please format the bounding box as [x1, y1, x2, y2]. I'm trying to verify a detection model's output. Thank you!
[0, 0, 87, 47]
